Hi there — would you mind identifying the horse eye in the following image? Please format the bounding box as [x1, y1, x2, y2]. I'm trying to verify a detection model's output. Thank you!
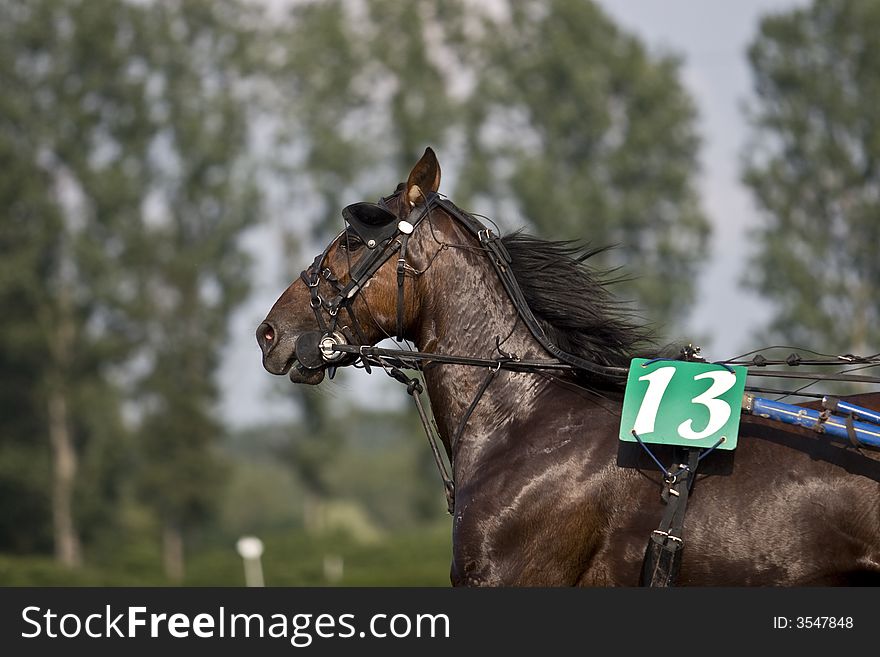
[340, 233, 363, 252]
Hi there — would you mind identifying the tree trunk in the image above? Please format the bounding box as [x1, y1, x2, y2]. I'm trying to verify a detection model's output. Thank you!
[48, 386, 81, 568]
[162, 522, 185, 583]
[47, 280, 81, 568]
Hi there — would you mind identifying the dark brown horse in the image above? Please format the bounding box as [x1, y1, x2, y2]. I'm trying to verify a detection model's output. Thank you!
[257, 148, 880, 586]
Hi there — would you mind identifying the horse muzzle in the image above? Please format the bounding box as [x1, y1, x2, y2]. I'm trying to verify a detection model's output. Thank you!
[257, 321, 348, 385]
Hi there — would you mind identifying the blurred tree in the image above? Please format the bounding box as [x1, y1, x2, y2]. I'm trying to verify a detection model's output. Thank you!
[281, 0, 708, 330]
[0, 0, 154, 566]
[283, 0, 458, 232]
[0, 0, 265, 577]
[743, 0, 880, 352]
[127, 0, 263, 581]
[0, 141, 57, 556]
[468, 0, 708, 327]
[279, 394, 337, 500]
[324, 406, 449, 528]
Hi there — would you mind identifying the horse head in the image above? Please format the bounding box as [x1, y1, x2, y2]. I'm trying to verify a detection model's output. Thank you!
[256, 148, 446, 384]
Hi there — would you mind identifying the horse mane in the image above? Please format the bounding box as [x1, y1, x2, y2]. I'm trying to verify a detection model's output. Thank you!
[500, 232, 657, 379]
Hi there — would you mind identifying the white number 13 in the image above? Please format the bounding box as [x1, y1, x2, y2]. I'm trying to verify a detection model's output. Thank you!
[632, 367, 737, 440]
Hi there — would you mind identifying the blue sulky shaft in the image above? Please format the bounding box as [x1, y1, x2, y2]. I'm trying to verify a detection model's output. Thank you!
[822, 396, 880, 427]
[743, 396, 880, 448]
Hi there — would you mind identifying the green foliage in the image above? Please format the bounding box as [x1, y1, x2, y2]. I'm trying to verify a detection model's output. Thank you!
[0, 0, 149, 556]
[282, 0, 457, 234]
[225, 398, 449, 536]
[743, 0, 880, 351]
[0, 0, 265, 563]
[320, 401, 450, 529]
[119, 1, 264, 539]
[468, 1, 708, 326]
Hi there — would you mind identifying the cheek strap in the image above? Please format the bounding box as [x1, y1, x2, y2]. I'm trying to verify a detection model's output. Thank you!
[395, 231, 411, 342]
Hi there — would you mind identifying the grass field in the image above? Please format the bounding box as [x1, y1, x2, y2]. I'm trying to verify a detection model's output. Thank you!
[0, 524, 453, 587]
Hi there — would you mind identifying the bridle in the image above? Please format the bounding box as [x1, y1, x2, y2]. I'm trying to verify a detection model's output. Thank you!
[295, 191, 436, 376]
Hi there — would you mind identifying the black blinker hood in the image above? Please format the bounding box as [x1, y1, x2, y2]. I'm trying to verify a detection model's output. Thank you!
[342, 202, 398, 247]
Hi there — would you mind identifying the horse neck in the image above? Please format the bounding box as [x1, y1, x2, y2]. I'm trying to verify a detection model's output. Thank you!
[411, 237, 552, 475]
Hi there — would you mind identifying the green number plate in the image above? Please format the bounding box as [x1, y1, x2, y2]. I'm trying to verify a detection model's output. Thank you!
[619, 358, 747, 450]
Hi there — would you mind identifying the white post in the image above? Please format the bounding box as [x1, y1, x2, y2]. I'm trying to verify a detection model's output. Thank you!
[235, 536, 265, 587]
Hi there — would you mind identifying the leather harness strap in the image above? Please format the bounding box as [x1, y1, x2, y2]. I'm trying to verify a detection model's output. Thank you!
[640, 447, 700, 587]
[435, 198, 629, 381]
[396, 231, 410, 342]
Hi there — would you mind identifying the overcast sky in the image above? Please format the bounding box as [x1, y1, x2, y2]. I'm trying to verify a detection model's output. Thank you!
[219, 0, 806, 428]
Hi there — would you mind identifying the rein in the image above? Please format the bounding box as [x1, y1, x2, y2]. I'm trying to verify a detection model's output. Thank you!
[332, 344, 880, 384]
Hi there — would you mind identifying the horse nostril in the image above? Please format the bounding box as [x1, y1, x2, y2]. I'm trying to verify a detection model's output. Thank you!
[256, 321, 277, 354]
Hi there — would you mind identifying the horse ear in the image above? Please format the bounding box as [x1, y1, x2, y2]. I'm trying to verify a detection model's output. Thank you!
[405, 147, 441, 208]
